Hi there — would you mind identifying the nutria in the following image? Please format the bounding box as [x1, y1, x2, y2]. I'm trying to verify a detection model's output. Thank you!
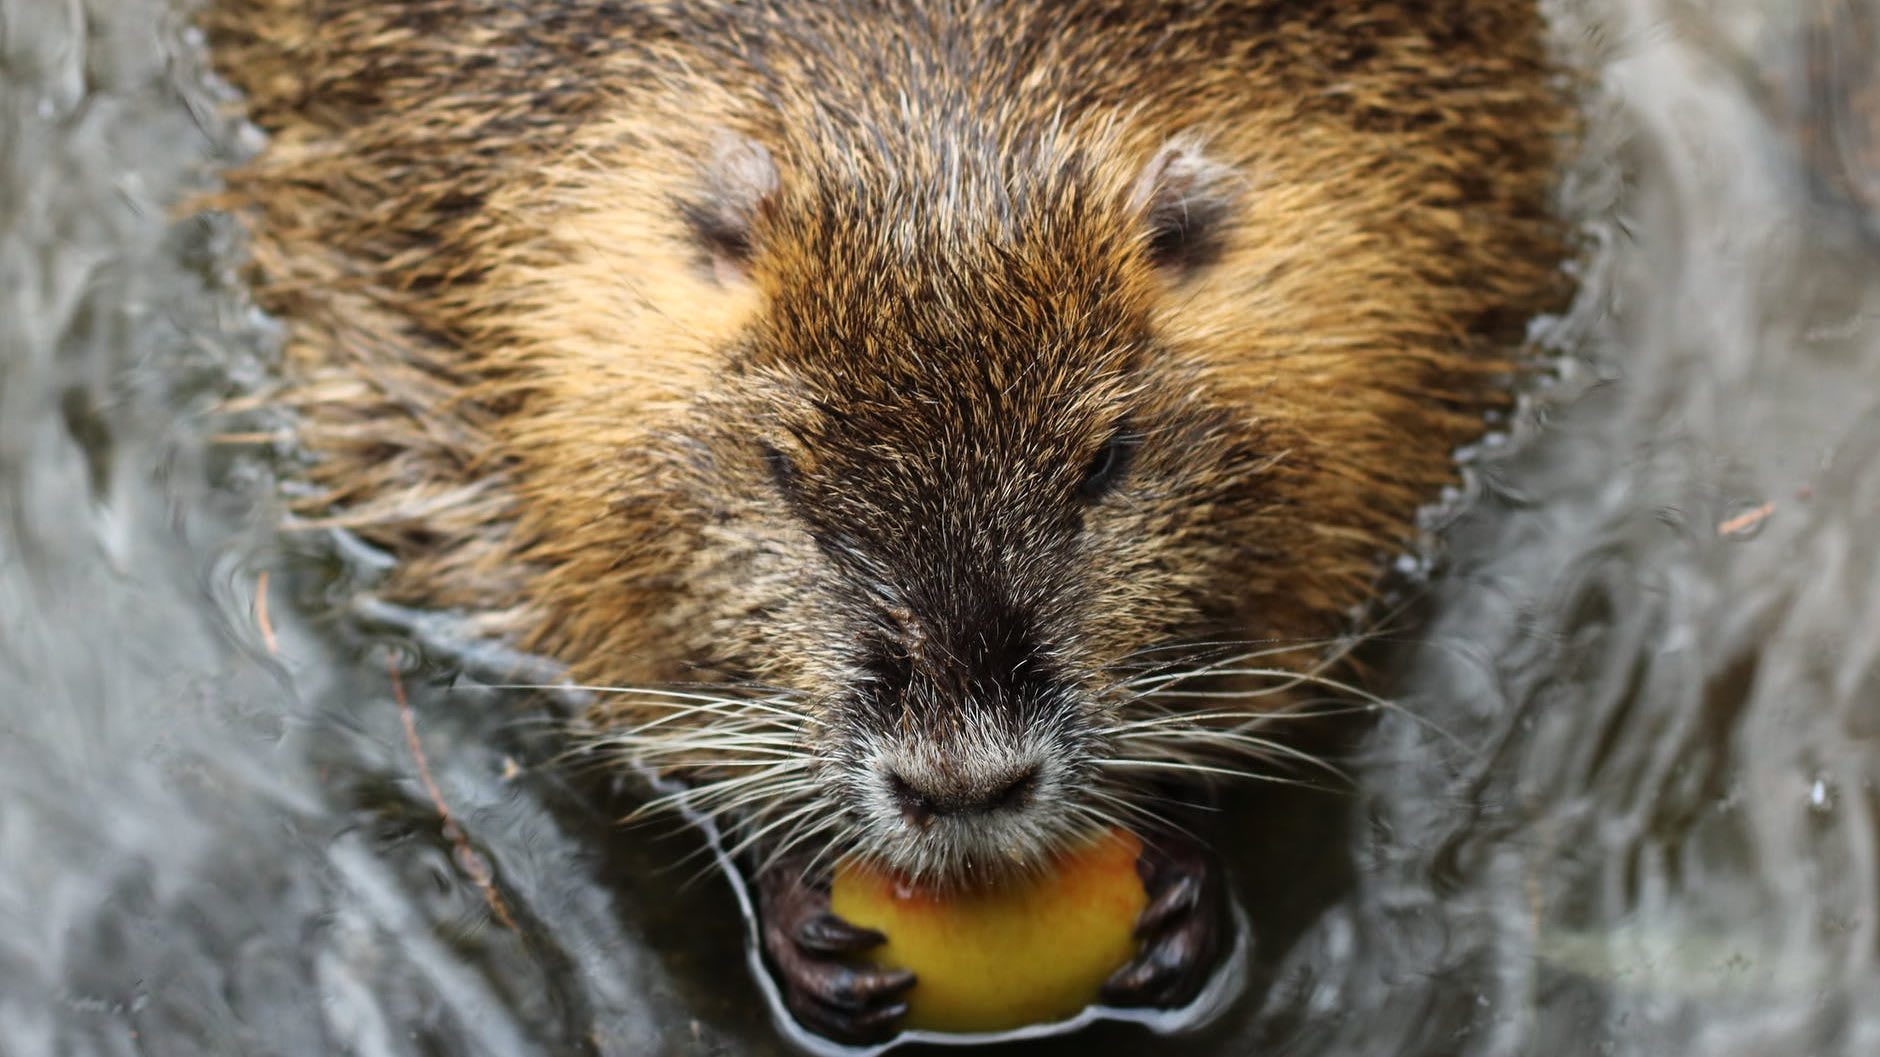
[201, 0, 1570, 1042]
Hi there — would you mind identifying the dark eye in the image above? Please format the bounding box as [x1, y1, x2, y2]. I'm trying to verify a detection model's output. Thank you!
[761, 443, 799, 495]
[1078, 429, 1139, 501]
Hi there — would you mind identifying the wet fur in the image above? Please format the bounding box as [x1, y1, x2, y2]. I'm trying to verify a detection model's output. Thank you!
[203, 0, 1571, 882]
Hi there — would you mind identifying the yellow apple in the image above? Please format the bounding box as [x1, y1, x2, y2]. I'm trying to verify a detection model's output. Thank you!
[828, 828, 1146, 1034]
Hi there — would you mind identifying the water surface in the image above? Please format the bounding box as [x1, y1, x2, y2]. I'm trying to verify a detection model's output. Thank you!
[2, 1, 1876, 1054]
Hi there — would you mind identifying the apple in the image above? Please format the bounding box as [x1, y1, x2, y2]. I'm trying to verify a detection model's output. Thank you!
[828, 828, 1146, 1034]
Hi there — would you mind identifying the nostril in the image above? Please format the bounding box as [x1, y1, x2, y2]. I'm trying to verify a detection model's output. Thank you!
[886, 770, 936, 827]
[987, 765, 1039, 812]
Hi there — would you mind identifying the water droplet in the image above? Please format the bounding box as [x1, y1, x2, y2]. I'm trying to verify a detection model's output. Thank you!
[1809, 775, 1835, 813]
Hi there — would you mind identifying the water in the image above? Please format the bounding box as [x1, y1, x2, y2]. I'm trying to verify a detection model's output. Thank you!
[2, 1, 1877, 1054]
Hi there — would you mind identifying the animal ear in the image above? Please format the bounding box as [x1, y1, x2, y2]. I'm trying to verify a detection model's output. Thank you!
[685, 130, 781, 285]
[1128, 134, 1237, 274]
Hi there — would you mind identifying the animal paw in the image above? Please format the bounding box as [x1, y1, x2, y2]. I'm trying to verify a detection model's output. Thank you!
[758, 861, 916, 1043]
[1099, 833, 1226, 1009]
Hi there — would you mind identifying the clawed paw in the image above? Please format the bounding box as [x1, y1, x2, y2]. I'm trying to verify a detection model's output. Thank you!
[758, 863, 914, 1043]
[1100, 834, 1226, 1009]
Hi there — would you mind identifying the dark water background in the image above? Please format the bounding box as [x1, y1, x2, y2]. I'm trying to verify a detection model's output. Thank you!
[3, 1, 1878, 1054]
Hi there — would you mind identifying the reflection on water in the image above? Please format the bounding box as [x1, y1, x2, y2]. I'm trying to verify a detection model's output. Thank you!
[1, 0, 1876, 1054]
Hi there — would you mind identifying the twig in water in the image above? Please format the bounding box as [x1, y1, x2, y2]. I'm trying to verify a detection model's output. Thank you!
[1718, 502, 1776, 537]
[254, 570, 278, 656]
[389, 651, 517, 931]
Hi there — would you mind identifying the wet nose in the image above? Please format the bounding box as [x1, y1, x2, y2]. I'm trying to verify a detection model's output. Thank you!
[886, 764, 1040, 826]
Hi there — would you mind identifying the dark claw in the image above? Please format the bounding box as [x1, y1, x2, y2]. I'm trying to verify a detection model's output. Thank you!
[1100, 833, 1226, 1009]
[795, 911, 888, 956]
[799, 963, 916, 1011]
[788, 993, 910, 1042]
[759, 859, 915, 1043]
[1133, 871, 1202, 938]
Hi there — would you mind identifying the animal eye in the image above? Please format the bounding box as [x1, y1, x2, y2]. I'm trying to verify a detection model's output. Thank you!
[1078, 429, 1139, 501]
[761, 443, 799, 495]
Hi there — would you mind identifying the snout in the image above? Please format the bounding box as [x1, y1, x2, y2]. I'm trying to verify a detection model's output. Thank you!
[884, 760, 1041, 827]
[855, 729, 1086, 877]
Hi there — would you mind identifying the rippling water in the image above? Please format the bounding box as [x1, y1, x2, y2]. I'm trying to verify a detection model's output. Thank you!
[2, 1, 1876, 1054]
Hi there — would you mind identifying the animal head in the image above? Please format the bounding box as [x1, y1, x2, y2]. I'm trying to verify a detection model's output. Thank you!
[208, 0, 1564, 885]
[506, 117, 1431, 883]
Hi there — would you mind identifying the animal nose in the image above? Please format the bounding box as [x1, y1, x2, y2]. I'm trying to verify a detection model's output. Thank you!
[886, 764, 1040, 826]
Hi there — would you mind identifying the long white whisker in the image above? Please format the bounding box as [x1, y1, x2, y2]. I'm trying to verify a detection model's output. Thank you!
[757, 816, 846, 878]
[1117, 730, 1351, 783]
[1103, 700, 1375, 732]
[719, 800, 832, 865]
[1138, 665, 1386, 703]
[626, 767, 811, 819]
[602, 743, 814, 762]
[1116, 641, 1345, 689]
[1097, 758, 1326, 789]
[491, 682, 799, 705]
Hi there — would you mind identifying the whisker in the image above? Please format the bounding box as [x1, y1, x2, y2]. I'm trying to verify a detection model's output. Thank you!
[1142, 675, 1464, 749]
[489, 681, 793, 702]
[1138, 665, 1385, 703]
[1109, 635, 1335, 667]
[1083, 787, 1183, 833]
[797, 825, 859, 882]
[572, 711, 800, 750]
[1096, 757, 1329, 790]
[590, 700, 807, 728]
[1081, 787, 1208, 844]
[757, 816, 848, 878]
[497, 684, 812, 725]
[715, 800, 832, 870]
[1115, 639, 1350, 688]
[599, 741, 814, 762]
[625, 767, 813, 820]
[1116, 729, 1351, 784]
[1103, 699, 1376, 732]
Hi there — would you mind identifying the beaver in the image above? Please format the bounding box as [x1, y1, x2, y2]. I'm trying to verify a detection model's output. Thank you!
[201, 0, 1570, 1042]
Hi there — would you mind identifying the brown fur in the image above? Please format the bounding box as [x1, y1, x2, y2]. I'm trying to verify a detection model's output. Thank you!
[202, 0, 1570, 877]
